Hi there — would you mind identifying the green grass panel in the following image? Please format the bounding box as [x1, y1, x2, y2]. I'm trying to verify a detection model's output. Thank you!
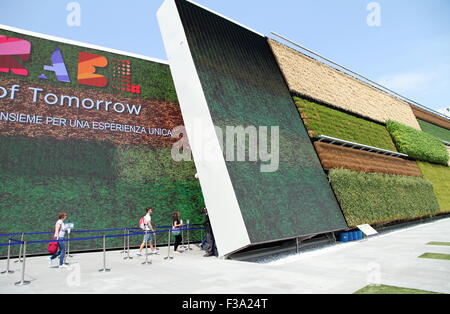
[0, 174, 204, 255]
[113, 146, 198, 185]
[387, 121, 449, 165]
[0, 136, 204, 256]
[294, 97, 397, 151]
[0, 135, 116, 178]
[427, 242, 450, 246]
[418, 119, 450, 143]
[0, 135, 198, 183]
[417, 161, 450, 213]
[329, 169, 440, 227]
[419, 253, 450, 261]
[354, 285, 441, 294]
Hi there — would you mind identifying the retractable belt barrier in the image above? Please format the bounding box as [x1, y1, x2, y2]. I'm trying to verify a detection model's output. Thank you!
[0, 224, 206, 286]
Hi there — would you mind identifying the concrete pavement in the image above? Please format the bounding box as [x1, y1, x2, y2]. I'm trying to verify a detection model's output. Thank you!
[1, 218, 449, 294]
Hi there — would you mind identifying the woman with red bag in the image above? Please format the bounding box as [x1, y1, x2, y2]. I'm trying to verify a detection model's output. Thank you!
[49, 212, 68, 268]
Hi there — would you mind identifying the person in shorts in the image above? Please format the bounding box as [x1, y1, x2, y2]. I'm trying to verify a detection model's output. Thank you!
[138, 208, 158, 256]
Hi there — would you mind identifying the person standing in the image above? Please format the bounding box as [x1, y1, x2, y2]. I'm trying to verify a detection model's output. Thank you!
[172, 211, 183, 253]
[49, 212, 68, 268]
[203, 208, 217, 257]
[138, 208, 157, 256]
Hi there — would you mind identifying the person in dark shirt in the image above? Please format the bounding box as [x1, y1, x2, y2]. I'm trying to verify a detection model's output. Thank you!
[172, 211, 183, 253]
[202, 208, 217, 257]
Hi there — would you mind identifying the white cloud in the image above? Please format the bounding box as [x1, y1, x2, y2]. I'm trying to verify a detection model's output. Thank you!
[377, 72, 434, 92]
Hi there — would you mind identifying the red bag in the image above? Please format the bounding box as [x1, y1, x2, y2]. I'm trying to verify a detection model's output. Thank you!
[48, 239, 59, 254]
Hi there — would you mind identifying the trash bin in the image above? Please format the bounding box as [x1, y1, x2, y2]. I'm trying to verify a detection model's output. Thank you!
[356, 231, 363, 240]
[348, 232, 354, 241]
[339, 232, 349, 242]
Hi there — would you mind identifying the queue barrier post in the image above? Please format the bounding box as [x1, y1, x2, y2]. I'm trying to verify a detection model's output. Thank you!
[1, 239, 14, 275]
[181, 223, 186, 250]
[186, 220, 193, 251]
[164, 229, 173, 260]
[200, 228, 204, 247]
[98, 234, 111, 273]
[154, 224, 159, 251]
[14, 233, 24, 264]
[120, 228, 127, 254]
[123, 229, 133, 260]
[67, 232, 73, 259]
[14, 241, 31, 286]
[142, 230, 152, 265]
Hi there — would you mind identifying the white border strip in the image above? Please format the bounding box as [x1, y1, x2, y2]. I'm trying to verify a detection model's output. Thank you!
[157, 0, 251, 257]
[0, 23, 168, 65]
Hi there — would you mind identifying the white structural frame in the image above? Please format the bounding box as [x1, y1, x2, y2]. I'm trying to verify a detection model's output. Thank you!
[157, 0, 251, 258]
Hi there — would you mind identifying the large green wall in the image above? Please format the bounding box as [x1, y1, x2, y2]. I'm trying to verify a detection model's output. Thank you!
[175, 0, 348, 244]
[0, 136, 205, 254]
[0, 28, 204, 255]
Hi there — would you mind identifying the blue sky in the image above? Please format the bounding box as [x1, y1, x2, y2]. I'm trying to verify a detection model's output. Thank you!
[0, 0, 449, 112]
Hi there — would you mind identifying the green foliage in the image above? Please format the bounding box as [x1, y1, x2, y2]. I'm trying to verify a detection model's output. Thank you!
[0, 136, 204, 255]
[354, 285, 441, 295]
[417, 161, 450, 213]
[0, 135, 116, 178]
[294, 97, 397, 151]
[387, 121, 449, 165]
[419, 253, 450, 261]
[113, 146, 198, 185]
[0, 173, 204, 255]
[329, 169, 440, 227]
[417, 119, 450, 143]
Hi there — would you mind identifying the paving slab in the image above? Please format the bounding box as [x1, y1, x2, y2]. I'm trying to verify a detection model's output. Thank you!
[1, 218, 449, 294]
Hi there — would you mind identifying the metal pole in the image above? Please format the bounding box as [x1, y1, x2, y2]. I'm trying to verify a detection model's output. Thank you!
[67, 232, 73, 259]
[14, 241, 31, 286]
[186, 220, 192, 251]
[1, 239, 14, 275]
[200, 227, 204, 248]
[14, 233, 24, 264]
[164, 229, 173, 260]
[98, 234, 111, 272]
[123, 229, 133, 260]
[120, 228, 127, 254]
[142, 230, 151, 265]
[154, 224, 159, 251]
[296, 237, 299, 254]
[181, 221, 186, 250]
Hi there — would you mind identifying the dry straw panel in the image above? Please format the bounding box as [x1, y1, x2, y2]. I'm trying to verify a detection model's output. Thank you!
[268, 39, 421, 129]
[411, 105, 450, 130]
[314, 142, 422, 177]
